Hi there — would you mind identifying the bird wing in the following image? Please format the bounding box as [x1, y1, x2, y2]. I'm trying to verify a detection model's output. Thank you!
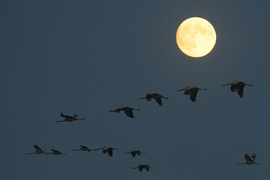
[131, 151, 137, 157]
[60, 112, 69, 118]
[245, 154, 252, 162]
[124, 109, 134, 118]
[236, 86, 244, 97]
[251, 154, 256, 162]
[61, 112, 74, 119]
[107, 149, 113, 157]
[52, 149, 61, 154]
[154, 98, 162, 106]
[184, 90, 190, 95]
[145, 94, 152, 101]
[34, 145, 42, 151]
[230, 84, 238, 92]
[189, 90, 198, 102]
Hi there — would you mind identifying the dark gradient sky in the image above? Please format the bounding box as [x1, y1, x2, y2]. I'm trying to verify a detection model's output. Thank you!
[1, 0, 270, 179]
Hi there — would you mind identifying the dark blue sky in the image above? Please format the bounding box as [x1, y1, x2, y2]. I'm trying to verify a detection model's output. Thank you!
[1, 0, 270, 179]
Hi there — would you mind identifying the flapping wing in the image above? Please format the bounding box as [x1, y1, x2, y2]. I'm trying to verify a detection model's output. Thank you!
[124, 109, 134, 118]
[34, 145, 42, 151]
[245, 154, 252, 163]
[154, 98, 162, 106]
[236, 86, 244, 98]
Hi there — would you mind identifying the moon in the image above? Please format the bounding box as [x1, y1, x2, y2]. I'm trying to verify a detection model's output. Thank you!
[176, 17, 216, 58]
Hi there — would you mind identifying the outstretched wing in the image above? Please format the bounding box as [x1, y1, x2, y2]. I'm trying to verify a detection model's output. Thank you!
[245, 154, 252, 163]
[236, 86, 244, 98]
[154, 98, 162, 106]
[34, 145, 42, 151]
[190, 90, 198, 102]
[145, 94, 152, 101]
[251, 154, 256, 162]
[107, 149, 113, 157]
[124, 109, 134, 118]
[61, 112, 73, 118]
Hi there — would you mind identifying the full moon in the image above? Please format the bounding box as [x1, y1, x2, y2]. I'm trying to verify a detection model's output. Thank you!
[176, 17, 216, 58]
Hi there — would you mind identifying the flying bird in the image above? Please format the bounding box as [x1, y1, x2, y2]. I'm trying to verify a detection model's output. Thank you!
[27, 145, 45, 155]
[124, 150, 146, 157]
[132, 164, 155, 172]
[177, 86, 207, 102]
[46, 148, 66, 155]
[222, 81, 253, 97]
[139, 93, 168, 106]
[73, 145, 92, 152]
[95, 146, 118, 157]
[56, 112, 85, 122]
[237, 153, 260, 165]
[109, 106, 140, 118]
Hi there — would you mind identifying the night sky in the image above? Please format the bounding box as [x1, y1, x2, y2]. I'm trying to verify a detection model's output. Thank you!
[1, 0, 270, 179]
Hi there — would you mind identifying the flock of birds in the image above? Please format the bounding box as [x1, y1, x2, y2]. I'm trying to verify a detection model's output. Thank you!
[27, 80, 260, 172]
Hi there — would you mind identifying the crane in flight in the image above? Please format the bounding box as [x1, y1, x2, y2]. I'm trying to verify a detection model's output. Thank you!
[94, 146, 118, 157]
[132, 164, 155, 172]
[46, 148, 66, 155]
[139, 93, 168, 106]
[124, 150, 146, 157]
[73, 145, 92, 152]
[222, 81, 253, 98]
[237, 153, 260, 165]
[109, 106, 140, 118]
[177, 86, 207, 102]
[56, 112, 85, 122]
[27, 145, 45, 155]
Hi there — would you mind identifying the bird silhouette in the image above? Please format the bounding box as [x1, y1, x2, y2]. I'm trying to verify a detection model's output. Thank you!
[177, 86, 207, 102]
[132, 164, 154, 172]
[56, 112, 85, 122]
[73, 145, 92, 152]
[139, 93, 168, 106]
[109, 106, 140, 118]
[27, 145, 45, 155]
[237, 153, 260, 165]
[124, 150, 146, 157]
[95, 146, 118, 157]
[46, 148, 66, 155]
[222, 81, 253, 97]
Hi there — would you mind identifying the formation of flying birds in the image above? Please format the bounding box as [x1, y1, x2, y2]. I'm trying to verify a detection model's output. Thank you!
[28, 80, 258, 173]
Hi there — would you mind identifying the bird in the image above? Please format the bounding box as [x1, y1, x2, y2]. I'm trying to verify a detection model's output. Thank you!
[222, 81, 253, 98]
[56, 112, 85, 122]
[177, 86, 207, 102]
[132, 164, 155, 172]
[46, 148, 66, 155]
[94, 146, 118, 157]
[27, 145, 45, 155]
[72, 145, 92, 152]
[109, 106, 140, 118]
[237, 153, 260, 165]
[139, 93, 168, 106]
[124, 150, 146, 157]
